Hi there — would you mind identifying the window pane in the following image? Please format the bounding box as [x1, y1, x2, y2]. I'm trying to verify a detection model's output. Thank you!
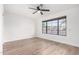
[59, 18, 66, 36]
[47, 21, 52, 34]
[42, 22, 46, 34]
[47, 20, 57, 35]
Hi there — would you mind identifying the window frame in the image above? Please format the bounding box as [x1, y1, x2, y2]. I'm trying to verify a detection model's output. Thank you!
[42, 16, 67, 36]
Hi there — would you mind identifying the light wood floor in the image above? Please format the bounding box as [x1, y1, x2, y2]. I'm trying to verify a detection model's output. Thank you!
[3, 37, 79, 55]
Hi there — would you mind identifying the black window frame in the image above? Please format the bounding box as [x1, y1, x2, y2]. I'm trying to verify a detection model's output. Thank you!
[42, 16, 67, 36]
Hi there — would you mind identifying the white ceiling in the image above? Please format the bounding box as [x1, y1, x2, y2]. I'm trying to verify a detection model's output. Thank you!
[4, 4, 79, 19]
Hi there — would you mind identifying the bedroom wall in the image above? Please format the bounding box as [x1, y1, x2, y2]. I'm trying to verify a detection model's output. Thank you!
[3, 13, 35, 42]
[36, 7, 79, 47]
[0, 4, 3, 54]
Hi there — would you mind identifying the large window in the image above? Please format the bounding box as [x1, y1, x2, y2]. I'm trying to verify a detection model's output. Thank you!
[42, 16, 66, 36]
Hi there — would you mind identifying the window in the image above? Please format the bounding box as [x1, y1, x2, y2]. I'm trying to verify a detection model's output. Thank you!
[59, 18, 66, 36]
[47, 20, 58, 35]
[42, 16, 66, 36]
[42, 21, 47, 34]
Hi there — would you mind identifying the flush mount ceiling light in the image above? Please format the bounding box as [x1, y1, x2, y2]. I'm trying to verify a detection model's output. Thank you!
[29, 4, 50, 15]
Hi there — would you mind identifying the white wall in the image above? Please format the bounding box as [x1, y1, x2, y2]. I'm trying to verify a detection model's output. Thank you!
[0, 4, 3, 54]
[36, 7, 79, 47]
[3, 13, 35, 42]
